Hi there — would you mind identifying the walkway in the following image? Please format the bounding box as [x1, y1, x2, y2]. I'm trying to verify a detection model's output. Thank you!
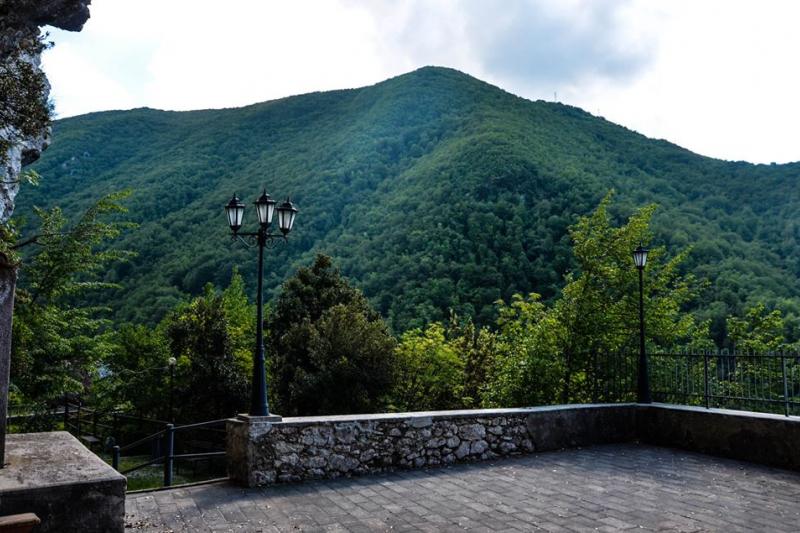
[125, 443, 800, 532]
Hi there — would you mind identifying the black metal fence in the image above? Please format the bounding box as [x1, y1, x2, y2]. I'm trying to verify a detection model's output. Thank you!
[587, 351, 637, 404]
[48, 396, 227, 490]
[112, 418, 227, 489]
[649, 351, 800, 416]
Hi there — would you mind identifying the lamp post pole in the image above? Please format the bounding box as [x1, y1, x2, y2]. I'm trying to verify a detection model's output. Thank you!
[252, 227, 268, 416]
[633, 245, 651, 404]
[225, 191, 298, 417]
[167, 357, 176, 422]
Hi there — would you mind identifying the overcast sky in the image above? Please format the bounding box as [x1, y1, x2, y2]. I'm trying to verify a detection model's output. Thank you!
[42, 0, 800, 164]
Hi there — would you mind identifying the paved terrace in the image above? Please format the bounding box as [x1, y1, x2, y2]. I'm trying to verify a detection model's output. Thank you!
[125, 443, 800, 532]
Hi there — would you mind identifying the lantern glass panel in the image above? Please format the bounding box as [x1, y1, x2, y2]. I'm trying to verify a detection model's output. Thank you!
[225, 195, 246, 231]
[632, 246, 648, 268]
[255, 191, 276, 226]
[276, 200, 298, 234]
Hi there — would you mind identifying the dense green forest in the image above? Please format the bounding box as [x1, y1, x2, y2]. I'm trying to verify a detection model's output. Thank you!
[11, 193, 796, 421]
[18, 66, 800, 344]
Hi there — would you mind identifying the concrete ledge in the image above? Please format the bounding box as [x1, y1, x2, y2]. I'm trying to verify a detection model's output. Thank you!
[0, 432, 126, 533]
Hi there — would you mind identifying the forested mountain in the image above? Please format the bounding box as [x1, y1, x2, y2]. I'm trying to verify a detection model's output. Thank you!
[20, 66, 800, 340]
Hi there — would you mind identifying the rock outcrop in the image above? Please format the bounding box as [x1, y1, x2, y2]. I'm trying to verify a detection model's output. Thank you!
[0, 0, 91, 466]
[0, 0, 91, 223]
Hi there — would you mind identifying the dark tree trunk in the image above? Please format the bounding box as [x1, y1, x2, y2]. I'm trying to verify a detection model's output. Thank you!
[0, 255, 17, 466]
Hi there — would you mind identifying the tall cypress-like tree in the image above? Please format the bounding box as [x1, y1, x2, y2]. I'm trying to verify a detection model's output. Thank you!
[269, 254, 396, 416]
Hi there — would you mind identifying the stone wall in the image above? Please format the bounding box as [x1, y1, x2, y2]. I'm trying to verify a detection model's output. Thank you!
[638, 403, 800, 470]
[227, 404, 635, 487]
[228, 403, 800, 487]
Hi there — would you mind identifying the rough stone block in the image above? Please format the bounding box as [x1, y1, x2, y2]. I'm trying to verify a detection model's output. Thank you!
[0, 432, 125, 532]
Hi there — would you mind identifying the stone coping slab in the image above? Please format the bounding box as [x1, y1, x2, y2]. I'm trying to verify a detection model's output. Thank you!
[646, 401, 800, 422]
[0, 432, 126, 532]
[0, 431, 125, 493]
[267, 402, 637, 426]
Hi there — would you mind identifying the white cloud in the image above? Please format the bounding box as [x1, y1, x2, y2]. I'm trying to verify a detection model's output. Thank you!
[42, 40, 138, 117]
[41, 0, 800, 163]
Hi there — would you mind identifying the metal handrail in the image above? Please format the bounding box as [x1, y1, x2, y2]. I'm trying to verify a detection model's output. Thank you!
[173, 418, 228, 431]
[112, 417, 229, 489]
[118, 428, 168, 453]
[172, 451, 226, 460]
[648, 350, 799, 416]
[119, 456, 165, 475]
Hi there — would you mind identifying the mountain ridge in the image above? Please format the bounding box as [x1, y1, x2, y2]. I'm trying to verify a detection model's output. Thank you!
[21, 66, 800, 337]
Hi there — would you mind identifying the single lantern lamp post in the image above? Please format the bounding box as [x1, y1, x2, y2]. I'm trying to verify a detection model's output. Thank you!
[224, 190, 297, 416]
[632, 245, 650, 404]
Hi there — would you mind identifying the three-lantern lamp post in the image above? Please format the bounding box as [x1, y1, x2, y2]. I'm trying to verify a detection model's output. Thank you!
[224, 191, 297, 417]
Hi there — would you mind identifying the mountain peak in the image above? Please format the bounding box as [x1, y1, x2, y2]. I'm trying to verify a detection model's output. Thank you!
[28, 69, 800, 333]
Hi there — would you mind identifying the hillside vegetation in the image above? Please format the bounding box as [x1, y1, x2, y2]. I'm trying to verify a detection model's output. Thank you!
[21, 66, 800, 341]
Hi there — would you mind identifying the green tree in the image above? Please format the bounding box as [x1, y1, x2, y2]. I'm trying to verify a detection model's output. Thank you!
[94, 323, 171, 416]
[269, 254, 396, 416]
[164, 283, 249, 422]
[10, 192, 132, 405]
[484, 194, 707, 406]
[553, 193, 704, 401]
[95, 269, 255, 421]
[727, 304, 787, 353]
[482, 294, 564, 408]
[220, 267, 256, 378]
[393, 323, 465, 411]
[445, 313, 496, 408]
[305, 302, 396, 414]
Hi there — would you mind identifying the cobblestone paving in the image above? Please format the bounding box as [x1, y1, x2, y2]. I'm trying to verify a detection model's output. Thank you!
[125, 443, 800, 532]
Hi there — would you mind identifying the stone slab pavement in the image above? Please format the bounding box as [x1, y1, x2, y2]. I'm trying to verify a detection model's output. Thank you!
[125, 443, 800, 532]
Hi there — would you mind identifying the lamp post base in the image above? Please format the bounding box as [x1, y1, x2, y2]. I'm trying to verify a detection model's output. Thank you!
[236, 413, 283, 423]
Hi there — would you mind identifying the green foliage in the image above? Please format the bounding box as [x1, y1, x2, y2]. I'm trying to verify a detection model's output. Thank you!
[445, 314, 497, 408]
[0, 26, 51, 165]
[220, 267, 256, 375]
[22, 67, 800, 337]
[269, 254, 396, 416]
[484, 195, 707, 407]
[304, 301, 397, 414]
[727, 303, 788, 352]
[22, 190, 134, 300]
[558, 193, 700, 352]
[165, 283, 249, 421]
[393, 323, 466, 411]
[392, 314, 496, 411]
[10, 192, 132, 404]
[482, 294, 564, 408]
[95, 323, 171, 416]
[95, 269, 256, 421]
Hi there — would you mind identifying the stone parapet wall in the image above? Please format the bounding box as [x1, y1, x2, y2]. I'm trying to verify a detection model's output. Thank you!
[227, 404, 635, 487]
[228, 403, 800, 487]
[638, 403, 800, 470]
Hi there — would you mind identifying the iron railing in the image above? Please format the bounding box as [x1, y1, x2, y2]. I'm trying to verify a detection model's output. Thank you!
[112, 418, 227, 488]
[60, 396, 170, 449]
[649, 351, 800, 416]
